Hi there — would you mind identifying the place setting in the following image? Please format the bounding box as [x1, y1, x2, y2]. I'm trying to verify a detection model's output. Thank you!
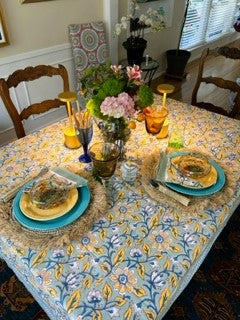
[12, 168, 91, 231]
[0, 164, 107, 249]
[141, 126, 233, 213]
[155, 150, 226, 197]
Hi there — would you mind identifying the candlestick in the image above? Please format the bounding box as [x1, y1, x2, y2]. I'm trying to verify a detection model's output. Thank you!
[58, 91, 80, 149]
[157, 84, 175, 110]
[146, 54, 149, 66]
[58, 91, 77, 130]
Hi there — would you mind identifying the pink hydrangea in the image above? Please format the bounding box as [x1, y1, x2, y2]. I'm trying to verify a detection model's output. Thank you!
[100, 92, 136, 119]
[127, 65, 142, 84]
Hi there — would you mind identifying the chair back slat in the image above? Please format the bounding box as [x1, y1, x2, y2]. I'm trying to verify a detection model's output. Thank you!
[0, 64, 70, 139]
[191, 46, 240, 118]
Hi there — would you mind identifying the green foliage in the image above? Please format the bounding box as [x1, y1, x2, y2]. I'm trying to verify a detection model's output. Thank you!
[136, 84, 154, 108]
[80, 63, 115, 96]
[97, 79, 125, 101]
[86, 98, 106, 120]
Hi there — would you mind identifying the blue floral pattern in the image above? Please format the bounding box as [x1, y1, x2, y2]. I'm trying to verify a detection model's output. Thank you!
[0, 97, 240, 320]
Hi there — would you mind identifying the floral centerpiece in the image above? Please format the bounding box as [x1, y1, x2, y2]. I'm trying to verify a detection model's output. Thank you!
[115, 0, 166, 65]
[80, 62, 153, 144]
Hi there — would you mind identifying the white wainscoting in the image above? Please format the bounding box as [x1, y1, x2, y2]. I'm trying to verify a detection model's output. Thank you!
[0, 43, 77, 146]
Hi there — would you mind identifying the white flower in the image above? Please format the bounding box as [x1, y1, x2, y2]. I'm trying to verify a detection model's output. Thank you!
[114, 23, 122, 36]
[145, 18, 153, 26]
[107, 307, 120, 317]
[121, 16, 128, 29]
[139, 14, 147, 22]
[114, 0, 166, 37]
[147, 8, 154, 15]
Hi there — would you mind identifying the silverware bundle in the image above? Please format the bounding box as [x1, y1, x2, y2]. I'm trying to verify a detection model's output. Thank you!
[0, 167, 49, 203]
[151, 151, 191, 206]
[149, 178, 190, 206]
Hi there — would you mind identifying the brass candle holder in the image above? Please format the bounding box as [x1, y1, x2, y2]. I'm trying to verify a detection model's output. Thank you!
[58, 91, 81, 149]
[157, 84, 175, 110]
[156, 84, 175, 139]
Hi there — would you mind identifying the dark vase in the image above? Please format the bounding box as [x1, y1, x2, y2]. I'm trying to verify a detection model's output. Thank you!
[166, 49, 191, 77]
[122, 36, 147, 66]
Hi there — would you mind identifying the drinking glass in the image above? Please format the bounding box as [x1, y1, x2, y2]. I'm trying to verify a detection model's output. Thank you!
[168, 127, 185, 149]
[89, 142, 120, 180]
[76, 124, 93, 163]
[144, 106, 168, 135]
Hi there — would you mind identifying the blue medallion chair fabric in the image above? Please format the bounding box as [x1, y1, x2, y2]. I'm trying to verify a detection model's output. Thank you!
[68, 22, 109, 106]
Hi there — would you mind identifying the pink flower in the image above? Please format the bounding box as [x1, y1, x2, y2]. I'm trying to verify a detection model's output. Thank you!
[127, 65, 142, 84]
[100, 92, 135, 119]
[111, 65, 122, 74]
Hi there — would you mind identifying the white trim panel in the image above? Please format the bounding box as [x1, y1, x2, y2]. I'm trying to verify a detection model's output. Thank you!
[0, 43, 76, 147]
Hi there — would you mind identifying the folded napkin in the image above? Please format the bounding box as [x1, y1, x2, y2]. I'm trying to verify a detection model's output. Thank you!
[51, 167, 88, 188]
[0, 167, 88, 203]
[155, 151, 190, 206]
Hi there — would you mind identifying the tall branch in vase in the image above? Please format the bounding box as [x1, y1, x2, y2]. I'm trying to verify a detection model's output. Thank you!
[176, 0, 190, 56]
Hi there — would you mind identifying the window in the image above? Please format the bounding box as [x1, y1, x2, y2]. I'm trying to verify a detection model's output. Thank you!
[180, 0, 238, 50]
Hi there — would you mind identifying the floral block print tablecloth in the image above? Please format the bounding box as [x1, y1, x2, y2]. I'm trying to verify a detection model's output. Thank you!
[0, 97, 239, 320]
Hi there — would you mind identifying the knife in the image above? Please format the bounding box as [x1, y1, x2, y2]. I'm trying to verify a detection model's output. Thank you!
[149, 178, 190, 206]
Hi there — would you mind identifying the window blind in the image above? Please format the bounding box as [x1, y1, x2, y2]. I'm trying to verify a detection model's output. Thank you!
[206, 0, 237, 41]
[180, 0, 238, 50]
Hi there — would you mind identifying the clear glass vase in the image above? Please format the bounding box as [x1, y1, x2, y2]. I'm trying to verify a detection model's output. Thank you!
[99, 118, 131, 160]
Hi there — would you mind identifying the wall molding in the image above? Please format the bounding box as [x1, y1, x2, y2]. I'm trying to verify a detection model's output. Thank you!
[0, 43, 72, 67]
[0, 43, 75, 147]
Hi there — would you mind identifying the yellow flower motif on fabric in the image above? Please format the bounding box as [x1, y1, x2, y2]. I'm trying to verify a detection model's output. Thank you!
[149, 230, 171, 251]
[78, 234, 97, 252]
[110, 267, 137, 294]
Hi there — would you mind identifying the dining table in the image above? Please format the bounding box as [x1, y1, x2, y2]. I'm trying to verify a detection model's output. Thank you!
[0, 95, 239, 320]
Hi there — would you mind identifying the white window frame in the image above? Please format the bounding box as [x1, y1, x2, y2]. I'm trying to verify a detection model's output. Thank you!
[180, 0, 239, 50]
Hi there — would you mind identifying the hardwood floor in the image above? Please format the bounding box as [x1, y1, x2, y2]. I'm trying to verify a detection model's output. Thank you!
[151, 40, 240, 114]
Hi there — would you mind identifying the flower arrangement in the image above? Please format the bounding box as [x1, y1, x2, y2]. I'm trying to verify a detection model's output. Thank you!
[115, 0, 166, 39]
[114, 0, 166, 65]
[81, 63, 153, 120]
[80, 62, 154, 142]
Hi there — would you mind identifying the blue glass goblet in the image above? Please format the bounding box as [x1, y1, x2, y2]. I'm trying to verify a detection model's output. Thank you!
[76, 125, 93, 163]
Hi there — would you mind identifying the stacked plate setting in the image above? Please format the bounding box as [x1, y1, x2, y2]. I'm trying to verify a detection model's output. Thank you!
[12, 177, 90, 231]
[156, 151, 225, 197]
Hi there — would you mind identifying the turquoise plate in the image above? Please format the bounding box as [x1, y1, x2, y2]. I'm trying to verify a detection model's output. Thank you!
[12, 184, 90, 231]
[166, 151, 225, 196]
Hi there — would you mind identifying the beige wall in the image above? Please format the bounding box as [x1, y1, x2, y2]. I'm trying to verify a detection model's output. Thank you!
[1, 0, 239, 65]
[0, 0, 103, 57]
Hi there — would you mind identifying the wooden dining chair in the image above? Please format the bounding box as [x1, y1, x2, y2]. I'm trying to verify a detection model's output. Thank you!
[191, 46, 240, 118]
[0, 64, 70, 139]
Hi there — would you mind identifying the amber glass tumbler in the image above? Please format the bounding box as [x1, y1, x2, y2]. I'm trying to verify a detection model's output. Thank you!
[144, 107, 168, 135]
[89, 142, 120, 179]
